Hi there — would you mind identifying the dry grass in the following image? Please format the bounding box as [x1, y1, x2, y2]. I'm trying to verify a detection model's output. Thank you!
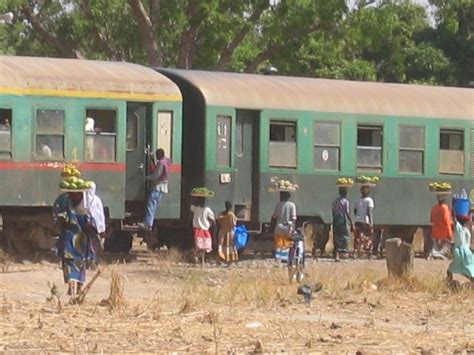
[0, 257, 473, 353]
[99, 268, 128, 312]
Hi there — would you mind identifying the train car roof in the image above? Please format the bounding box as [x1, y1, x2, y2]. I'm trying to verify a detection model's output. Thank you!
[0, 55, 181, 101]
[159, 68, 473, 120]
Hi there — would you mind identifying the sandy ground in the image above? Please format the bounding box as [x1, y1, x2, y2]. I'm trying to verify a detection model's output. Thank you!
[0, 249, 473, 354]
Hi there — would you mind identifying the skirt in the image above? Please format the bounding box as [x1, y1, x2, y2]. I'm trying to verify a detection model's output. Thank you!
[354, 222, 373, 251]
[194, 228, 212, 252]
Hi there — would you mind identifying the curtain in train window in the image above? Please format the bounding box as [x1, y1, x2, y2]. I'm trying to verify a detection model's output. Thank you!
[314, 121, 340, 171]
[85, 109, 116, 162]
[157, 111, 173, 158]
[399, 126, 424, 174]
[439, 129, 464, 175]
[0, 108, 12, 159]
[216, 115, 231, 167]
[35, 109, 65, 160]
[269, 121, 297, 168]
[357, 125, 383, 172]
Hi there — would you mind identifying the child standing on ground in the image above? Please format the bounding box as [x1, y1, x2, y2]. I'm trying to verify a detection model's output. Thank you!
[190, 197, 215, 264]
[218, 201, 238, 263]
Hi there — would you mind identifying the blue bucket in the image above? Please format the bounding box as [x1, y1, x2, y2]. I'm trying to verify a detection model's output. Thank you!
[234, 225, 249, 250]
[453, 197, 470, 216]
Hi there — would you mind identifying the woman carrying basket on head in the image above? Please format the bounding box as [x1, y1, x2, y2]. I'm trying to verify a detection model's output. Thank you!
[332, 185, 354, 262]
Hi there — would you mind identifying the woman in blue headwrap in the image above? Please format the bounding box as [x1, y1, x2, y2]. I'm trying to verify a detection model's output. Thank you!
[53, 191, 96, 298]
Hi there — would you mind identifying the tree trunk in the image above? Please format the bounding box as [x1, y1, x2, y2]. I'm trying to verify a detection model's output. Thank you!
[385, 237, 414, 277]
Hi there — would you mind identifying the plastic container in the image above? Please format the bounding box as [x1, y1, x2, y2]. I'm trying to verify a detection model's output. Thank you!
[234, 225, 249, 250]
[453, 197, 470, 216]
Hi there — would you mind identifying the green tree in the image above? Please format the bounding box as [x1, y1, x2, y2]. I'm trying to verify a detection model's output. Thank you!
[429, 0, 474, 86]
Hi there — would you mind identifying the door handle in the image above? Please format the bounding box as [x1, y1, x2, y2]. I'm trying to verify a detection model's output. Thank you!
[138, 163, 144, 171]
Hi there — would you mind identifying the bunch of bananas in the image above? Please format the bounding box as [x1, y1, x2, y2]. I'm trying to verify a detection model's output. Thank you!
[59, 163, 94, 190]
[336, 177, 353, 186]
[356, 176, 380, 184]
[429, 182, 452, 192]
[191, 187, 215, 197]
[61, 163, 81, 177]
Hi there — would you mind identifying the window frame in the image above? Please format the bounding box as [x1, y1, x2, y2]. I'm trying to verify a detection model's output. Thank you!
[216, 114, 232, 168]
[157, 110, 173, 160]
[439, 127, 465, 176]
[84, 107, 118, 162]
[398, 124, 425, 175]
[126, 112, 138, 152]
[0, 107, 13, 159]
[356, 124, 383, 172]
[268, 119, 298, 169]
[313, 120, 341, 171]
[33, 108, 66, 161]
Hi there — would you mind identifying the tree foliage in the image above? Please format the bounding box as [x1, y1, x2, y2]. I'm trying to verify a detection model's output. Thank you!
[0, 0, 472, 86]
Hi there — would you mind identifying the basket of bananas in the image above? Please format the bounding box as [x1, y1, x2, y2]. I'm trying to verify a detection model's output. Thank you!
[429, 182, 452, 194]
[355, 176, 380, 187]
[336, 177, 354, 188]
[268, 177, 299, 192]
[191, 187, 215, 197]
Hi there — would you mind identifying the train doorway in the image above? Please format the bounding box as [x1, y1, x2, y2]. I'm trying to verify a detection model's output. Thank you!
[125, 103, 150, 202]
[234, 110, 259, 221]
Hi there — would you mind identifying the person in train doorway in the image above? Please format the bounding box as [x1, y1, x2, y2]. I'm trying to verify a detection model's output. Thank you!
[272, 191, 297, 263]
[332, 187, 354, 262]
[138, 148, 170, 231]
[429, 195, 454, 260]
[353, 185, 375, 259]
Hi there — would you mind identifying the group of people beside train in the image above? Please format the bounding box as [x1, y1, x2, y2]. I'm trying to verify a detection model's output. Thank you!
[272, 183, 473, 283]
[52, 147, 473, 298]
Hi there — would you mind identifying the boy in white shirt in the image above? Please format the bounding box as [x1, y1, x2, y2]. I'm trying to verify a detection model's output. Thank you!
[190, 197, 215, 264]
[353, 185, 375, 258]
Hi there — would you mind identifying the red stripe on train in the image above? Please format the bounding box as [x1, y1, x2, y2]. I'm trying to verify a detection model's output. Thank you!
[0, 161, 182, 173]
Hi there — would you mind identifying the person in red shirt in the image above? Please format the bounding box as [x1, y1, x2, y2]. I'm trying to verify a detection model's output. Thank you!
[430, 195, 454, 260]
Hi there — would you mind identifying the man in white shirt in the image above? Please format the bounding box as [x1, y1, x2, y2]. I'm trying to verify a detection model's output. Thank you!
[353, 186, 375, 258]
[272, 191, 297, 262]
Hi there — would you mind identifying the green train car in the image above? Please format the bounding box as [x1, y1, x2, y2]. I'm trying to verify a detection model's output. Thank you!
[160, 69, 473, 236]
[0, 56, 182, 253]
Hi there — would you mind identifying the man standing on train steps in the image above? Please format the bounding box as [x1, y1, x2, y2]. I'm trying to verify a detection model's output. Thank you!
[138, 148, 170, 231]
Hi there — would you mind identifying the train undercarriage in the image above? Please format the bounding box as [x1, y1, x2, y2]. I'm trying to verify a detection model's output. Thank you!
[0, 207, 428, 259]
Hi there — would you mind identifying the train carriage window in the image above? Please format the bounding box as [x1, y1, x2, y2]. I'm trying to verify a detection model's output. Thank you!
[269, 121, 297, 168]
[85, 109, 116, 162]
[399, 126, 424, 174]
[314, 121, 340, 171]
[0, 108, 12, 158]
[439, 129, 464, 175]
[157, 111, 173, 159]
[126, 113, 138, 151]
[35, 109, 65, 160]
[216, 115, 231, 167]
[357, 125, 382, 172]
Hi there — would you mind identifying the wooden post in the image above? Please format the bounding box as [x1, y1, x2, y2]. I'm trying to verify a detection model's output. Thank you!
[385, 237, 414, 277]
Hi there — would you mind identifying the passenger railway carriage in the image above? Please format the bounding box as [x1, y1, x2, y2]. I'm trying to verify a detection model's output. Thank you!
[159, 69, 473, 238]
[0, 55, 473, 253]
[0, 56, 182, 253]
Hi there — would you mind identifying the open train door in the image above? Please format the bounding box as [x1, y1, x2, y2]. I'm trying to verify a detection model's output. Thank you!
[125, 103, 150, 203]
[234, 109, 260, 221]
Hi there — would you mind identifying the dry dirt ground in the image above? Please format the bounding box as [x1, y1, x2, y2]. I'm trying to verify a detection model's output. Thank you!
[0, 248, 473, 354]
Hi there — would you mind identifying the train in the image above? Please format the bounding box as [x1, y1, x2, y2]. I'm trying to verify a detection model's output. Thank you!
[0, 55, 472, 254]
